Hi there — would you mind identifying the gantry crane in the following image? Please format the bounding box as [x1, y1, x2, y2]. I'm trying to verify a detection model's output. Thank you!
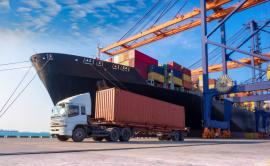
[100, 0, 270, 137]
[101, 0, 268, 56]
[192, 53, 270, 76]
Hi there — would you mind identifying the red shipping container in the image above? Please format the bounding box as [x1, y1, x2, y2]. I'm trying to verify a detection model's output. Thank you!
[183, 80, 192, 90]
[129, 58, 154, 80]
[106, 58, 113, 62]
[168, 61, 182, 71]
[129, 50, 158, 65]
[95, 88, 185, 129]
[209, 79, 216, 85]
[182, 67, 191, 75]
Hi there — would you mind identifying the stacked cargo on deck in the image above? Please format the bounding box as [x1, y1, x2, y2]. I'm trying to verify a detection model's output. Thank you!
[182, 66, 192, 90]
[148, 65, 165, 87]
[166, 61, 192, 90]
[111, 50, 193, 90]
[112, 50, 158, 80]
[196, 76, 216, 91]
[228, 92, 256, 112]
[166, 62, 183, 88]
[267, 64, 270, 80]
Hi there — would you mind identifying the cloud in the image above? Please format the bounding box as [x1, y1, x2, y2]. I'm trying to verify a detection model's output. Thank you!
[32, 15, 52, 29]
[57, 0, 78, 5]
[17, 7, 32, 12]
[23, 0, 41, 9]
[114, 5, 136, 13]
[0, 0, 10, 12]
[43, 0, 61, 16]
[69, 0, 118, 19]
[71, 23, 79, 30]
[18, 0, 61, 31]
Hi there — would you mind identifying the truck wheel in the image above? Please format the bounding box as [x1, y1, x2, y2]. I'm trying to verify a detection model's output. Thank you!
[93, 137, 104, 142]
[57, 135, 69, 141]
[119, 128, 132, 142]
[72, 127, 86, 142]
[105, 127, 120, 142]
[172, 131, 184, 141]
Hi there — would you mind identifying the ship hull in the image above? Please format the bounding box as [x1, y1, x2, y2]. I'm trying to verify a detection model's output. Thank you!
[31, 53, 255, 133]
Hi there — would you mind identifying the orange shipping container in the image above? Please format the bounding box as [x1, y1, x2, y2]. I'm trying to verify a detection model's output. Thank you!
[95, 88, 185, 129]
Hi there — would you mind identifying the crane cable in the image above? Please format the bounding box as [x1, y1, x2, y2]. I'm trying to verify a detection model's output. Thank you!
[152, 0, 178, 26]
[174, 0, 188, 18]
[0, 66, 32, 116]
[0, 66, 32, 72]
[188, 26, 249, 69]
[118, 0, 161, 41]
[0, 59, 50, 119]
[0, 60, 29, 66]
[130, 0, 180, 46]
[189, 27, 248, 68]
[131, 1, 171, 36]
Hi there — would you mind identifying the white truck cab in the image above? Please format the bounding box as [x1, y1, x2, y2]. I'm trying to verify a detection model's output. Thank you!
[51, 93, 91, 141]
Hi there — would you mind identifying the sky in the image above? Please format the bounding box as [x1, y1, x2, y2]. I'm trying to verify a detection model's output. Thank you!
[0, 0, 269, 132]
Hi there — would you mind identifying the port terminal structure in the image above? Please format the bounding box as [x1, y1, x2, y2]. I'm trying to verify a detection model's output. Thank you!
[200, 0, 270, 138]
[101, 0, 270, 138]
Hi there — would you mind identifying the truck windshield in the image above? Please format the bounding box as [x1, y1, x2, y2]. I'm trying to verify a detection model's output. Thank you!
[52, 103, 66, 117]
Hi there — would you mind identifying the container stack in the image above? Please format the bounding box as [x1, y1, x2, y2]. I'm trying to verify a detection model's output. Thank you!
[198, 76, 216, 91]
[113, 50, 158, 80]
[267, 64, 270, 80]
[166, 61, 192, 90]
[182, 67, 192, 90]
[148, 65, 165, 84]
[167, 62, 183, 87]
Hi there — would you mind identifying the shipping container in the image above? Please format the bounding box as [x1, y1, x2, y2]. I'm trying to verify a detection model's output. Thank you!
[106, 58, 113, 62]
[148, 65, 165, 75]
[173, 77, 183, 86]
[267, 64, 270, 80]
[209, 79, 216, 85]
[95, 88, 185, 129]
[130, 50, 158, 65]
[118, 58, 156, 80]
[183, 74, 191, 82]
[183, 80, 192, 90]
[148, 72, 165, 83]
[182, 67, 191, 75]
[116, 50, 158, 65]
[167, 61, 182, 71]
[169, 69, 183, 78]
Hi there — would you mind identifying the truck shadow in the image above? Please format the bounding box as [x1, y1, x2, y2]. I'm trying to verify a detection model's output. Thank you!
[0, 139, 268, 156]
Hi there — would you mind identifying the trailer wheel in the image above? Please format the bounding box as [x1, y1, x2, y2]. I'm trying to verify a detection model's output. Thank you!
[119, 128, 132, 142]
[72, 127, 86, 142]
[93, 137, 104, 142]
[105, 127, 120, 142]
[158, 135, 170, 141]
[172, 131, 184, 141]
[57, 135, 69, 141]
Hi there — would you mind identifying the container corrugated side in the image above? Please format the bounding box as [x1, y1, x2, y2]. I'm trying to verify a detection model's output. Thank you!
[95, 88, 185, 129]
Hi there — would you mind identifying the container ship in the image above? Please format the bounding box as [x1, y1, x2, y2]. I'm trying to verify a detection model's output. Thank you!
[31, 50, 256, 135]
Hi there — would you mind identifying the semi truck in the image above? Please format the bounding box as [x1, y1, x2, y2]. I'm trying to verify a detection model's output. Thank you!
[51, 88, 187, 142]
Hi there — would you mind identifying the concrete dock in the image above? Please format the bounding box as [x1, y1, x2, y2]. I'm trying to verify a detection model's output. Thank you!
[0, 138, 270, 166]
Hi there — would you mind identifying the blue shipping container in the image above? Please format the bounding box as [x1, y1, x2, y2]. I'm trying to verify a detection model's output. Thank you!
[148, 65, 164, 75]
[168, 69, 182, 78]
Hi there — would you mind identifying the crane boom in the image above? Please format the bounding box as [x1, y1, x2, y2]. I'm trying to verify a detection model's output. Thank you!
[191, 53, 270, 76]
[101, 0, 268, 56]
